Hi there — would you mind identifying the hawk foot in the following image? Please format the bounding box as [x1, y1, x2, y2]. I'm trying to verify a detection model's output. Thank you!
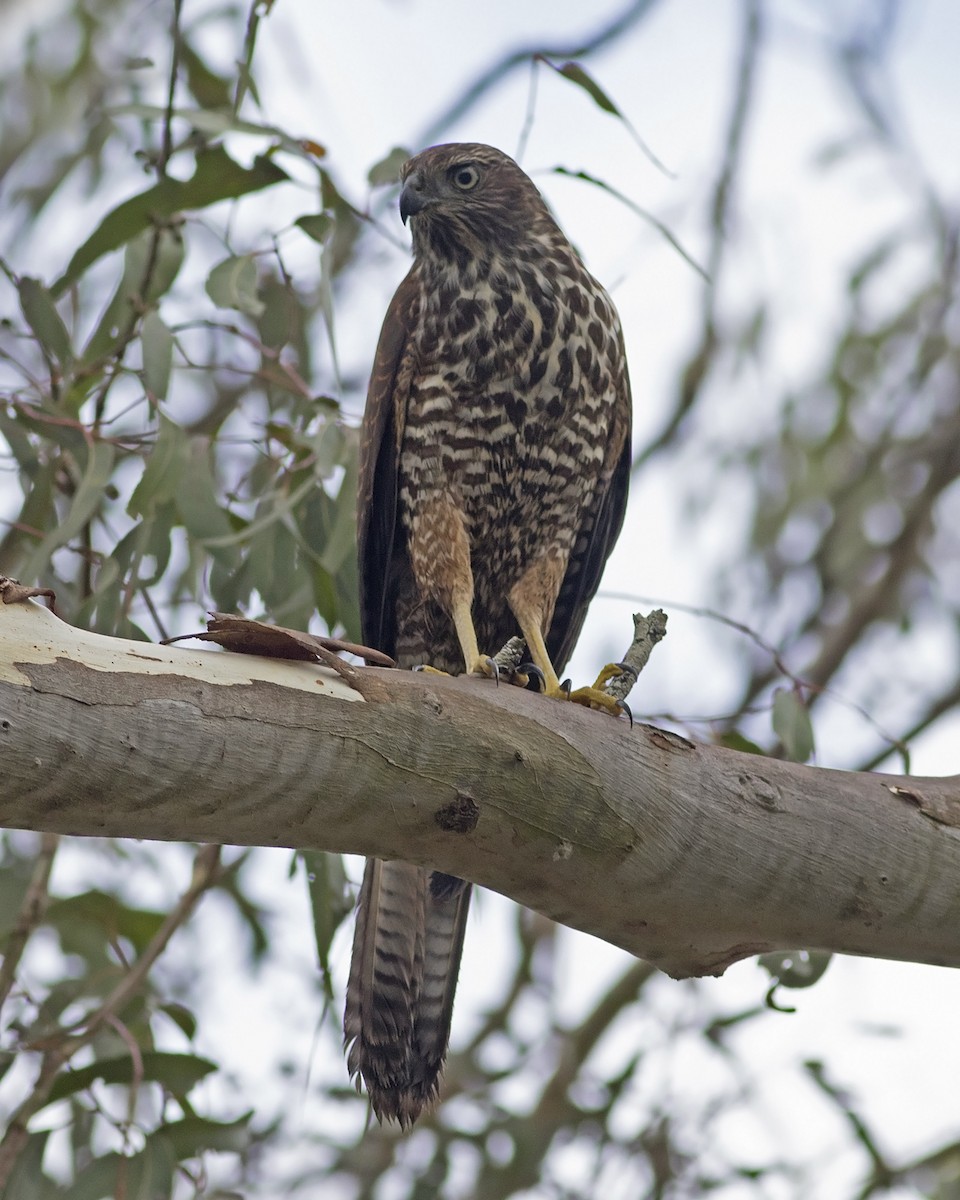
[547, 663, 634, 724]
[467, 654, 499, 681]
[413, 657, 536, 687]
[413, 659, 496, 679]
[469, 655, 542, 688]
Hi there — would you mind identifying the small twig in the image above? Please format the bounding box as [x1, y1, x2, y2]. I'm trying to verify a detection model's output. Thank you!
[159, 0, 184, 177]
[490, 636, 527, 674]
[0, 833, 59, 1014]
[602, 609, 668, 703]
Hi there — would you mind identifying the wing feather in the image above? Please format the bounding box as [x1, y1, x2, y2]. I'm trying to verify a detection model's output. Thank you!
[547, 334, 632, 674]
[357, 267, 421, 658]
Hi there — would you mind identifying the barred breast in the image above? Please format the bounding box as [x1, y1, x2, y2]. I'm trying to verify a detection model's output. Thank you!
[395, 234, 625, 670]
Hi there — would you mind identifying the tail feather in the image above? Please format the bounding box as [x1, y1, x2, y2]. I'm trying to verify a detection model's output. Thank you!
[344, 858, 471, 1126]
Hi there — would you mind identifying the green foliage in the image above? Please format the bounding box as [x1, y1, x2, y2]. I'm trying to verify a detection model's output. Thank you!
[1, 0, 958, 1197]
[0, 3, 364, 1192]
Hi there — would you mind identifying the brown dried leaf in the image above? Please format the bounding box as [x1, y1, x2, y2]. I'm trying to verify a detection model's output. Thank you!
[163, 613, 395, 686]
[0, 576, 58, 611]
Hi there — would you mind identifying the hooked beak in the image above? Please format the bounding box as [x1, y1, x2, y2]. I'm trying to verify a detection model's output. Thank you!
[399, 172, 431, 225]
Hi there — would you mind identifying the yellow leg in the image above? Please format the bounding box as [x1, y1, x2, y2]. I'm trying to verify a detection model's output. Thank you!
[450, 593, 495, 678]
[510, 562, 628, 718]
[512, 618, 562, 695]
[407, 496, 495, 679]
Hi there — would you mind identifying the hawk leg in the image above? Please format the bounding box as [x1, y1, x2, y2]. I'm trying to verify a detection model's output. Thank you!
[510, 562, 628, 718]
[408, 495, 519, 681]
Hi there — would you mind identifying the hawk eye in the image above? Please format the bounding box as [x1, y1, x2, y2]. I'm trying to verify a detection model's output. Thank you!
[451, 164, 480, 191]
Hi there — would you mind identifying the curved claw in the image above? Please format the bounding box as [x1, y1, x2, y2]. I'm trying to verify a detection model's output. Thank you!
[518, 662, 546, 692]
[616, 698, 633, 727]
[559, 678, 572, 699]
[465, 655, 499, 683]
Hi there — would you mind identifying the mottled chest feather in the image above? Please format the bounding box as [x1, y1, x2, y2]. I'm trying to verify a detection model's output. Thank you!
[398, 236, 624, 539]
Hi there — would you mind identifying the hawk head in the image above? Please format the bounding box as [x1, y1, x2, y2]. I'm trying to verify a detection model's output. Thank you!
[398, 143, 555, 261]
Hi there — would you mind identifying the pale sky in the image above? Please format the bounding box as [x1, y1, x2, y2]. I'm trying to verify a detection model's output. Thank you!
[3, 1, 959, 1196]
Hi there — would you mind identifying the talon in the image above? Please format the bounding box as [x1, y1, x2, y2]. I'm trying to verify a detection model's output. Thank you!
[413, 664, 450, 676]
[549, 680, 631, 718]
[592, 662, 631, 689]
[466, 655, 499, 682]
[519, 662, 545, 692]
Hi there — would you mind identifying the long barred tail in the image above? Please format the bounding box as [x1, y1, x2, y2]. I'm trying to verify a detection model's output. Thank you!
[344, 858, 471, 1126]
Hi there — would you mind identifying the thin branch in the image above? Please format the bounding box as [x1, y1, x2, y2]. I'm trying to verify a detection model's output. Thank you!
[0, 832, 59, 1014]
[633, 0, 763, 469]
[159, 0, 184, 177]
[0, 844, 221, 1189]
[417, 0, 664, 147]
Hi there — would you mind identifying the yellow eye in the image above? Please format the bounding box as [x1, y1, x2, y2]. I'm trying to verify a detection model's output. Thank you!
[451, 164, 480, 191]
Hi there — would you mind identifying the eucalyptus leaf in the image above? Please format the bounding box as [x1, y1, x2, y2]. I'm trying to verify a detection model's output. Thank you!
[205, 254, 264, 317]
[53, 146, 287, 296]
[140, 310, 174, 399]
[19, 276, 73, 367]
[772, 688, 815, 763]
[47, 1052, 218, 1105]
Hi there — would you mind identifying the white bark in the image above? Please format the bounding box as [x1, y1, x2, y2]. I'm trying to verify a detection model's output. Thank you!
[1, 596, 958, 979]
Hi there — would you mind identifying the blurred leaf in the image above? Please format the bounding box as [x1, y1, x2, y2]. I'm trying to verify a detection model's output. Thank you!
[18, 277, 73, 367]
[53, 146, 288, 296]
[204, 473, 317, 550]
[19, 441, 116, 584]
[318, 168, 361, 276]
[301, 851, 352, 998]
[318, 434, 358, 575]
[47, 1052, 218, 1105]
[541, 59, 671, 176]
[772, 688, 815, 763]
[367, 146, 409, 187]
[205, 254, 264, 317]
[129, 415, 187, 515]
[159, 1112, 253, 1158]
[550, 59, 623, 116]
[61, 1153, 124, 1200]
[257, 274, 307, 354]
[214, 857, 270, 962]
[0, 849, 36, 939]
[81, 225, 185, 366]
[46, 889, 166, 954]
[176, 439, 241, 565]
[0, 407, 38, 472]
[553, 167, 705, 278]
[180, 41, 232, 109]
[140, 310, 174, 399]
[159, 1002, 198, 1040]
[63, 1136, 176, 1200]
[294, 212, 333, 244]
[760, 950, 832, 990]
[0, 1130, 54, 1200]
[717, 731, 766, 755]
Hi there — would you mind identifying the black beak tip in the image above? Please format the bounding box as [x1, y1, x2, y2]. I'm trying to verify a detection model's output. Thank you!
[399, 175, 426, 227]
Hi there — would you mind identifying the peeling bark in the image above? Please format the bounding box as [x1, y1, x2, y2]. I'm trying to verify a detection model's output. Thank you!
[1, 598, 958, 979]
